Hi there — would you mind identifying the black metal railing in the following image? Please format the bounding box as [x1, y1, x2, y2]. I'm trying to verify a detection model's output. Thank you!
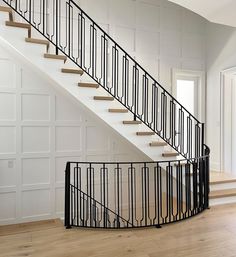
[65, 145, 210, 229]
[2, 0, 205, 159]
[1, 0, 210, 229]
[65, 184, 132, 229]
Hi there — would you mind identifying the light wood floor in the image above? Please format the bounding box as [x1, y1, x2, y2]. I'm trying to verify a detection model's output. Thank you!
[1, 204, 236, 257]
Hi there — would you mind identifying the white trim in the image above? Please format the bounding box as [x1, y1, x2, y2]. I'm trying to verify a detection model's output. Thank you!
[220, 67, 236, 174]
[220, 71, 224, 173]
[172, 69, 206, 123]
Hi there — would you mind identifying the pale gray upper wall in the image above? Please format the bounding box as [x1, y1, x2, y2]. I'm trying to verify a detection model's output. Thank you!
[169, 0, 236, 28]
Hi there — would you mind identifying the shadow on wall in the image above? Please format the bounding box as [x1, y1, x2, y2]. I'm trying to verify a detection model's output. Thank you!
[207, 23, 236, 72]
[206, 22, 236, 172]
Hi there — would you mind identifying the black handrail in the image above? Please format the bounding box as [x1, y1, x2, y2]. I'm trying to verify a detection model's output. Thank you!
[2, 0, 206, 159]
[69, 0, 201, 124]
[66, 149, 210, 165]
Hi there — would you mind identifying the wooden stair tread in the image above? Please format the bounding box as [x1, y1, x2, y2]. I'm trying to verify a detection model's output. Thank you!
[78, 83, 99, 89]
[6, 21, 30, 29]
[136, 131, 155, 136]
[210, 188, 236, 199]
[109, 108, 128, 113]
[61, 68, 83, 75]
[25, 37, 49, 45]
[162, 152, 179, 157]
[0, 6, 13, 21]
[44, 53, 67, 62]
[149, 141, 167, 147]
[123, 120, 142, 125]
[25, 38, 49, 51]
[210, 178, 236, 185]
[6, 21, 31, 37]
[0, 6, 12, 12]
[94, 96, 114, 101]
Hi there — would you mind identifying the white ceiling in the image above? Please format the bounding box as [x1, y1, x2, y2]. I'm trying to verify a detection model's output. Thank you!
[169, 0, 236, 27]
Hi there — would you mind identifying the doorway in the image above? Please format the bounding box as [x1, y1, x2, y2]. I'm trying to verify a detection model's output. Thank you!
[172, 69, 205, 155]
[172, 69, 205, 121]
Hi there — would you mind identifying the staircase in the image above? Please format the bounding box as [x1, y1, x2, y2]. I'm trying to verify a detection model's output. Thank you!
[0, 0, 210, 229]
[210, 173, 236, 206]
[0, 4, 180, 162]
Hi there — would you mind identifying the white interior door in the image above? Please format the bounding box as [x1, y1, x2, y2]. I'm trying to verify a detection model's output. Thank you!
[172, 69, 205, 122]
[172, 71, 203, 155]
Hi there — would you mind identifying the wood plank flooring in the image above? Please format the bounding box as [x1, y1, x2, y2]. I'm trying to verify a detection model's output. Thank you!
[1, 204, 236, 257]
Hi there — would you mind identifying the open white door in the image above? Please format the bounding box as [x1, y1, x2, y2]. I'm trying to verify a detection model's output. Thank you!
[172, 69, 205, 120]
[172, 70, 205, 154]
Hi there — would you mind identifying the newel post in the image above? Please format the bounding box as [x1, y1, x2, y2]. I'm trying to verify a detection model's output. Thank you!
[64, 162, 71, 229]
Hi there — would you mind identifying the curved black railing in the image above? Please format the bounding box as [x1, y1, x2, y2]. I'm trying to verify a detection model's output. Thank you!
[65, 145, 210, 229]
[2, 0, 205, 159]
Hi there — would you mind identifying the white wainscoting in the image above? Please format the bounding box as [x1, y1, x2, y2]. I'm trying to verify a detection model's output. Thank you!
[0, 0, 208, 225]
[77, 0, 206, 91]
[0, 48, 145, 225]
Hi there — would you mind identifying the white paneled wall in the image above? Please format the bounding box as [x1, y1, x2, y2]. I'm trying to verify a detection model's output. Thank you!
[0, 0, 208, 225]
[0, 46, 144, 225]
[77, 0, 206, 91]
[206, 23, 236, 171]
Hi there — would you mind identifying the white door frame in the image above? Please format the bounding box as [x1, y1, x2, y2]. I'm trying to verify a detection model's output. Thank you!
[172, 69, 206, 123]
[220, 67, 236, 174]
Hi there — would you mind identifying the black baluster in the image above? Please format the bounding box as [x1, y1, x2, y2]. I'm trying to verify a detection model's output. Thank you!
[64, 162, 71, 229]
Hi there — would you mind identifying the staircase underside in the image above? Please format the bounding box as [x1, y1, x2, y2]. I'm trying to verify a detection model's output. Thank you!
[0, 9, 180, 162]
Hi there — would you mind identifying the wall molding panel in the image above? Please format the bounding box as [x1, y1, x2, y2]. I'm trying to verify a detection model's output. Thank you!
[0, 47, 144, 225]
[0, 0, 208, 225]
[79, 0, 206, 90]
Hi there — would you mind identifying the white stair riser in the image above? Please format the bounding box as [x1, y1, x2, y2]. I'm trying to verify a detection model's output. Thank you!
[210, 196, 236, 206]
[210, 182, 236, 191]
